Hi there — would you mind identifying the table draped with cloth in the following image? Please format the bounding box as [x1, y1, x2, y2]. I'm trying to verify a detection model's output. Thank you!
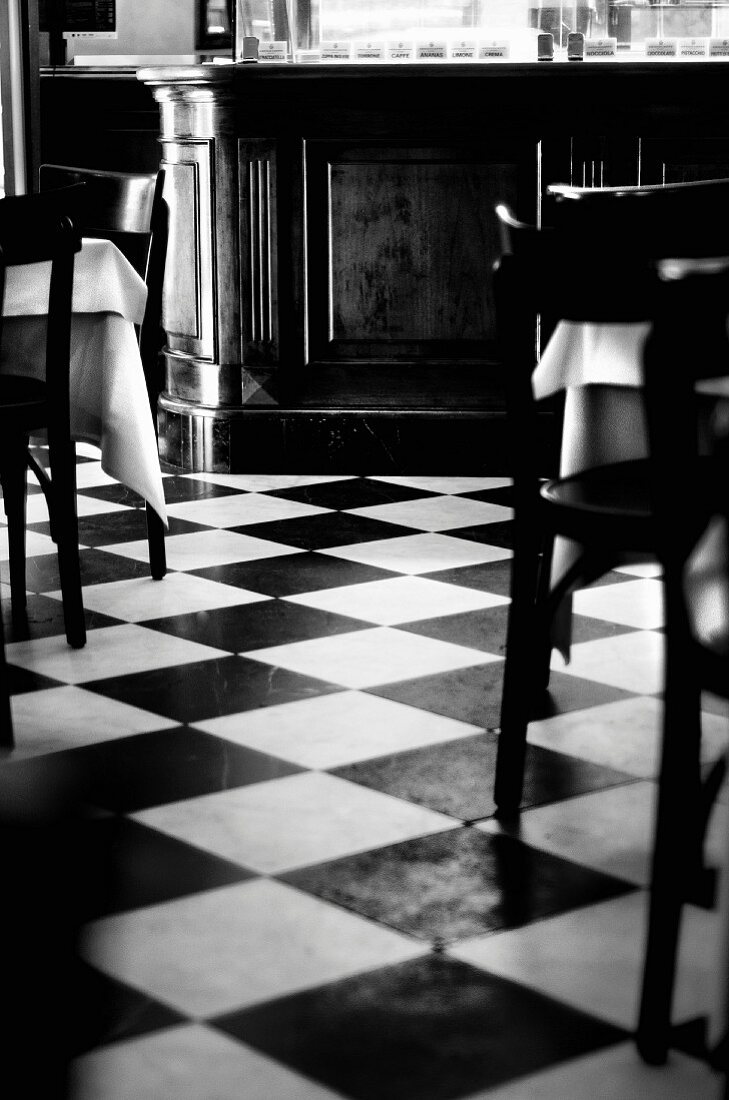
[534, 319, 728, 662]
[0, 237, 168, 527]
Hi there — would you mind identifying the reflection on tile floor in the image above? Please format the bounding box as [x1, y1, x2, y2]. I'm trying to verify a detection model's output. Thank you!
[2, 451, 726, 1098]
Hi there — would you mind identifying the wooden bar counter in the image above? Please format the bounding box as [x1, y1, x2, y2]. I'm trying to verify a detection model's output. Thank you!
[127, 60, 729, 471]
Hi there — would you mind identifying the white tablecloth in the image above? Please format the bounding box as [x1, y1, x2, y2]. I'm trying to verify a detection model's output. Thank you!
[0, 238, 167, 525]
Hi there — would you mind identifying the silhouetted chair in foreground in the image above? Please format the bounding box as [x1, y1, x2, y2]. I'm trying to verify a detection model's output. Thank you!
[39, 164, 168, 579]
[494, 177, 729, 819]
[0, 188, 85, 654]
[638, 257, 729, 1068]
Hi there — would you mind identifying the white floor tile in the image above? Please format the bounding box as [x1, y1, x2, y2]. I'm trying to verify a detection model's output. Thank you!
[83, 879, 426, 1016]
[166, 493, 329, 528]
[5, 624, 227, 684]
[22, 492, 127, 524]
[481, 781, 654, 886]
[185, 473, 355, 491]
[0, 527, 59, 562]
[75, 442, 102, 460]
[132, 771, 457, 874]
[573, 579, 664, 629]
[7, 686, 176, 757]
[449, 892, 722, 1031]
[464, 1041, 719, 1100]
[527, 696, 729, 779]
[284, 575, 509, 625]
[371, 476, 512, 494]
[72, 1025, 345, 1100]
[482, 781, 729, 891]
[50, 572, 270, 623]
[242, 626, 495, 689]
[73, 462, 123, 489]
[194, 690, 480, 768]
[320, 533, 511, 575]
[101, 529, 304, 571]
[551, 631, 664, 695]
[614, 561, 662, 578]
[345, 495, 513, 532]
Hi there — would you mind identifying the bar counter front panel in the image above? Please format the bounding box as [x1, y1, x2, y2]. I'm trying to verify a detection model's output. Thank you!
[40, 62, 729, 471]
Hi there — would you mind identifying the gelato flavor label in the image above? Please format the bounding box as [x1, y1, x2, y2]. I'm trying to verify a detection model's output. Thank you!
[354, 42, 385, 60]
[321, 41, 352, 60]
[585, 37, 617, 56]
[387, 41, 414, 60]
[450, 41, 478, 59]
[479, 40, 510, 58]
[679, 37, 708, 56]
[416, 41, 447, 60]
[710, 38, 729, 56]
[646, 38, 678, 56]
[258, 41, 288, 61]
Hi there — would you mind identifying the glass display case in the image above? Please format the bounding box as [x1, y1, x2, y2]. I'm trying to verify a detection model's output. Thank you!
[197, 0, 729, 57]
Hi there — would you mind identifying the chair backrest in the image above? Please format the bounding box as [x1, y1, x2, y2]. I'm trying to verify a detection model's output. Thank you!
[39, 165, 169, 405]
[495, 175, 729, 494]
[642, 257, 729, 568]
[39, 165, 157, 272]
[547, 178, 729, 262]
[0, 188, 83, 418]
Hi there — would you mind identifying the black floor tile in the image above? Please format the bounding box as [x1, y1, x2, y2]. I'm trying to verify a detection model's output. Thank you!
[25, 548, 155, 592]
[269, 478, 436, 510]
[28, 511, 205, 546]
[230, 512, 413, 550]
[86, 654, 341, 725]
[332, 733, 636, 821]
[215, 954, 628, 1100]
[400, 606, 511, 655]
[6, 663, 63, 695]
[3, 593, 121, 642]
[190, 552, 399, 597]
[423, 559, 513, 597]
[448, 521, 514, 548]
[73, 962, 187, 1055]
[17, 726, 302, 813]
[284, 826, 634, 943]
[143, 600, 372, 653]
[460, 486, 515, 506]
[83, 815, 255, 917]
[161, 477, 248, 503]
[372, 662, 635, 729]
[369, 663, 505, 728]
[77, 483, 147, 509]
[401, 605, 637, 653]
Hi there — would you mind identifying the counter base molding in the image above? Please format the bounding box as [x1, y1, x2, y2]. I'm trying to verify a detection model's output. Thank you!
[157, 402, 560, 475]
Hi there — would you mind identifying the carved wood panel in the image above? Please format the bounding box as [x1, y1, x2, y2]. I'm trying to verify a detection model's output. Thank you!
[238, 141, 278, 365]
[306, 141, 538, 366]
[160, 141, 216, 361]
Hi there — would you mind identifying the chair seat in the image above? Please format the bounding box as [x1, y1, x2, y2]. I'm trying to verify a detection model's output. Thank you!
[0, 375, 47, 428]
[541, 459, 651, 517]
[540, 459, 654, 550]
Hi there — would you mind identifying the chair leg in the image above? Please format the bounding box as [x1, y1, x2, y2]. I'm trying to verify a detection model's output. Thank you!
[495, 528, 542, 818]
[145, 502, 166, 579]
[0, 613, 14, 748]
[533, 534, 556, 694]
[1, 440, 29, 619]
[49, 438, 86, 650]
[637, 647, 703, 1065]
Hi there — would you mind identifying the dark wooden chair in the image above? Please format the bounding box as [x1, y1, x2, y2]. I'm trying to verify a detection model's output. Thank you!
[0, 188, 85, 658]
[638, 256, 729, 1068]
[39, 164, 169, 580]
[494, 177, 729, 820]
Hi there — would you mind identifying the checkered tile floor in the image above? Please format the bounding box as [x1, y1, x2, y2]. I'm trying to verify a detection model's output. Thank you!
[2, 446, 727, 1098]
